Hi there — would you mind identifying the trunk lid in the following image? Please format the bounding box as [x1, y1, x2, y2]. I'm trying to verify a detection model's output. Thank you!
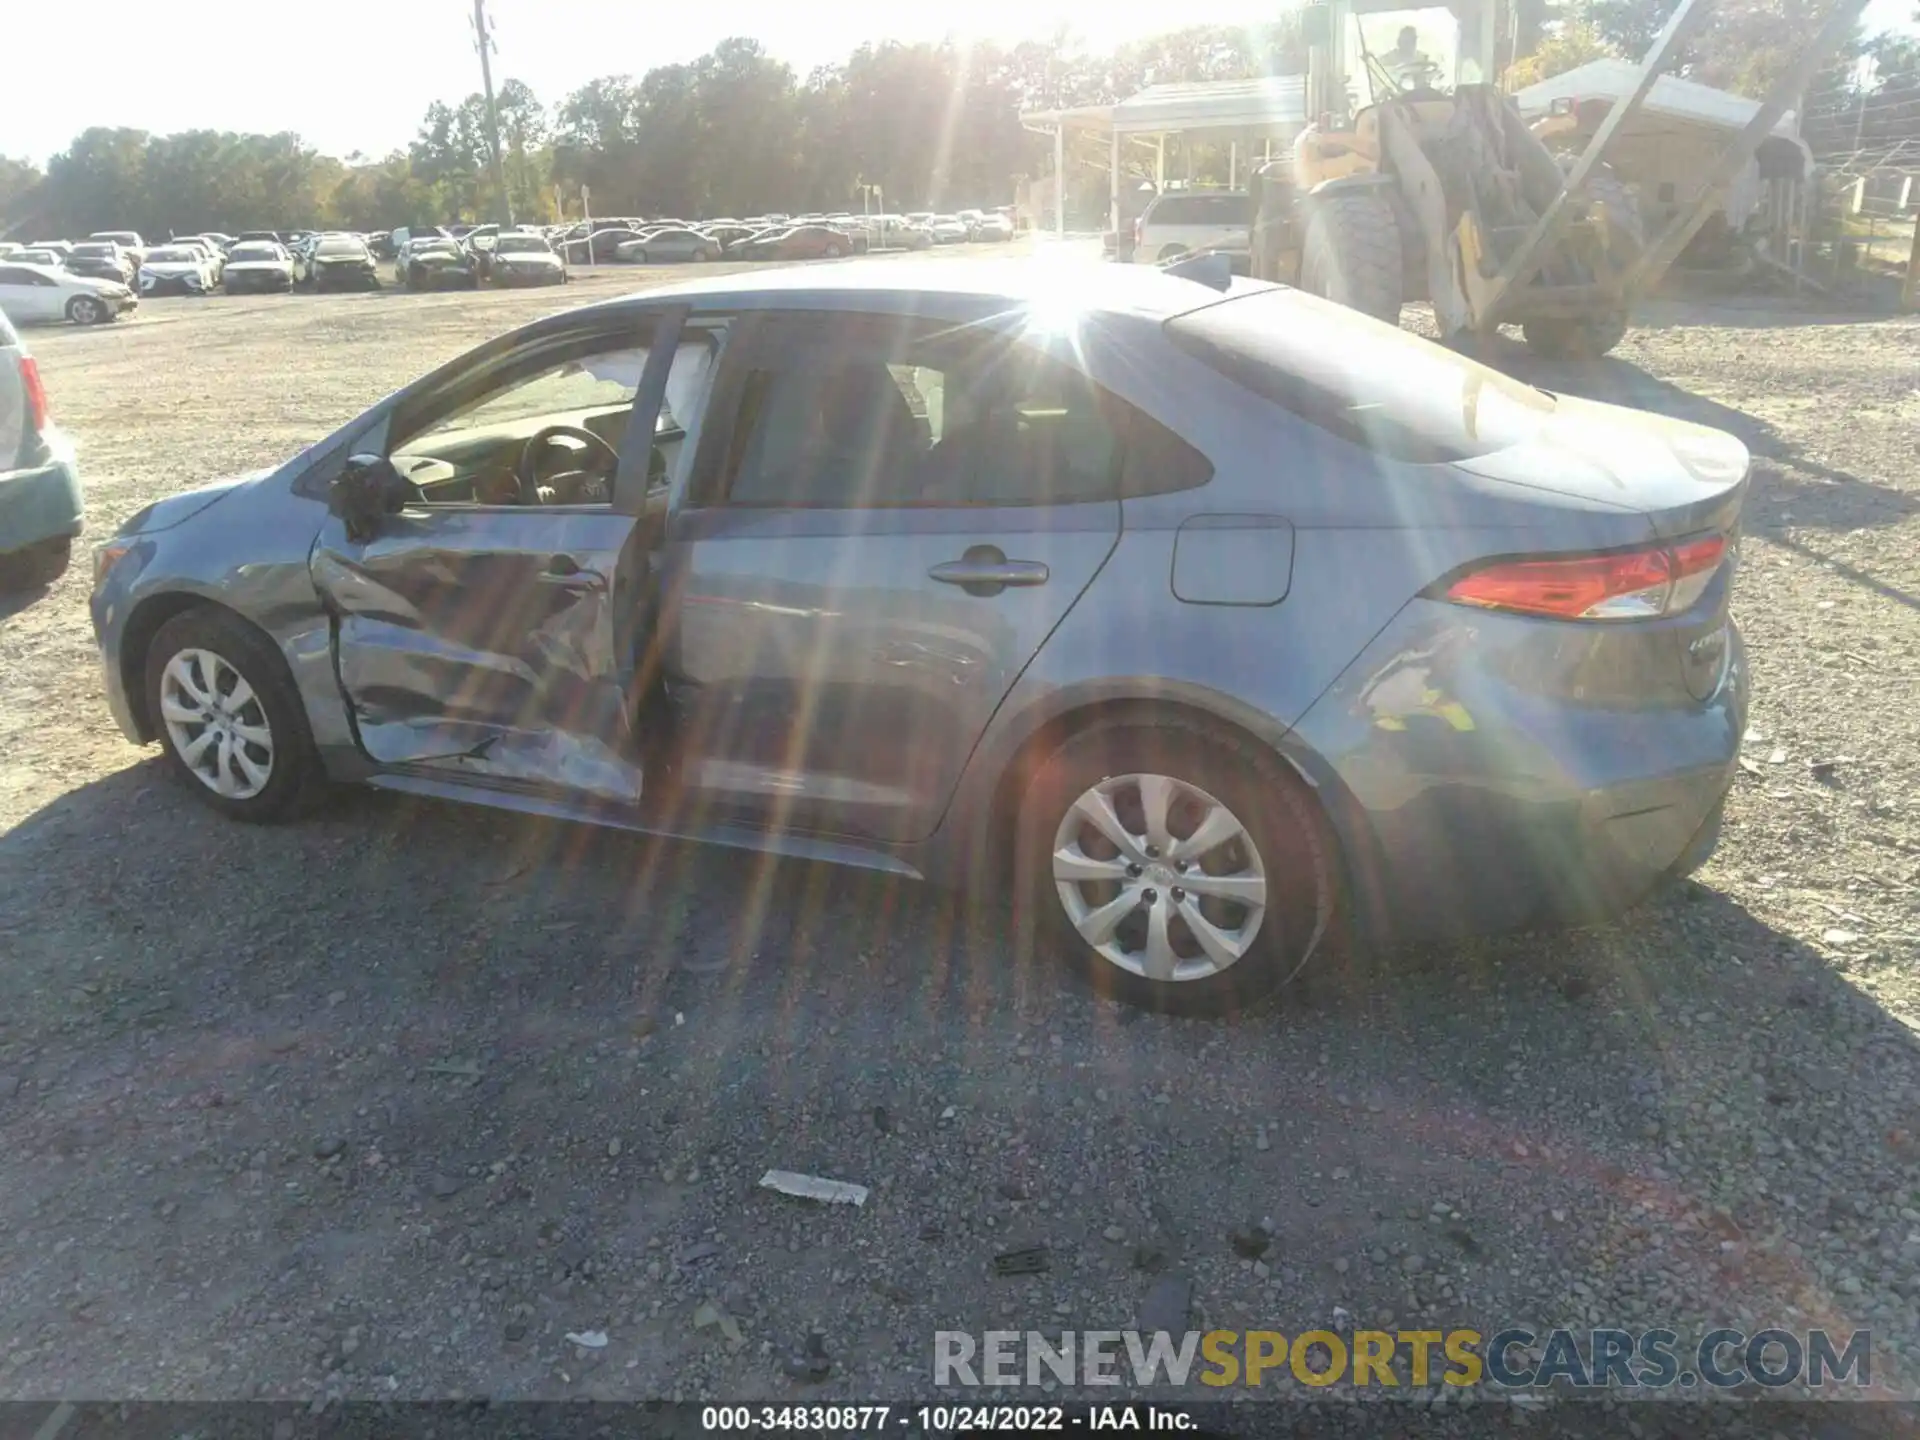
[1451, 391, 1750, 542]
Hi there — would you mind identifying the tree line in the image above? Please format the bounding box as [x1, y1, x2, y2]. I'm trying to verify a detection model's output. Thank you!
[0, 1, 1898, 241]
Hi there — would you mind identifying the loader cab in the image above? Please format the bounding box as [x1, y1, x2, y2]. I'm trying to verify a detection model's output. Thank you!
[1292, 0, 1499, 190]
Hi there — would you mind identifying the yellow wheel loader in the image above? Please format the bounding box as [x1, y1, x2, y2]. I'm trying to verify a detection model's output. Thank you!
[1244, 0, 1867, 356]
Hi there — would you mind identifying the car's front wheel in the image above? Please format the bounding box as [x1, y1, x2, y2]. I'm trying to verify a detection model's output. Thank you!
[67, 295, 108, 326]
[1015, 717, 1337, 1015]
[145, 607, 324, 823]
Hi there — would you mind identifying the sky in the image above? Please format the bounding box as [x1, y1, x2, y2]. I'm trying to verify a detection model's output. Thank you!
[6, 0, 1915, 166]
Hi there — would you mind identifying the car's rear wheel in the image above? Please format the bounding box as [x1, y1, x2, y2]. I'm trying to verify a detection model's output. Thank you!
[0, 536, 71, 591]
[1014, 717, 1338, 1015]
[67, 295, 107, 326]
[145, 608, 324, 823]
[825, 243, 844, 258]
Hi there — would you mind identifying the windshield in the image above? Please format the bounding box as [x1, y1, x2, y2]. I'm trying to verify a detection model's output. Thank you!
[495, 237, 549, 254]
[1354, 9, 1458, 102]
[73, 245, 114, 257]
[317, 240, 365, 257]
[146, 248, 196, 263]
[1165, 284, 1553, 462]
[229, 244, 281, 262]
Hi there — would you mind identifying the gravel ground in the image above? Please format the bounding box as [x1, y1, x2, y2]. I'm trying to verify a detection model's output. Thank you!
[1, 252, 1917, 1426]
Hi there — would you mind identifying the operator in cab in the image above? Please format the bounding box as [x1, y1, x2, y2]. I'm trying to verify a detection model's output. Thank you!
[1384, 26, 1438, 87]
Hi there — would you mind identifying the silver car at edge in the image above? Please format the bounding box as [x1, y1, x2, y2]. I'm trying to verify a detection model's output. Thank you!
[88, 261, 1749, 1013]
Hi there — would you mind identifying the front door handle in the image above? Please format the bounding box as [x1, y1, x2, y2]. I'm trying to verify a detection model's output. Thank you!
[929, 547, 1049, 596]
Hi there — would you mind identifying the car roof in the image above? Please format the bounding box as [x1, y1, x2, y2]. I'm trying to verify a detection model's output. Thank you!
[595, 258, 1237, 324]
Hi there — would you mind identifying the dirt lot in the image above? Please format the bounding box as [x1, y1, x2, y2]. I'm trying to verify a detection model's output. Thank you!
[1, 252, 1917, 1421]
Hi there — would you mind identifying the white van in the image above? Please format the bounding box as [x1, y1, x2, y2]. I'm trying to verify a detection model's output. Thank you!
[1131, 191, 1255, 264]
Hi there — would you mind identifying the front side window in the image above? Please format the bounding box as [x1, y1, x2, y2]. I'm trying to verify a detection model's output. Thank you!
[720, 318, 1142, 509]
[407, 349, 652, 444]
[389, 332, 717, 508]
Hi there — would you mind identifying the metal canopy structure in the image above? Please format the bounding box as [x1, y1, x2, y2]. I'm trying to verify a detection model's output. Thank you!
[1021, 78, 1309, 237]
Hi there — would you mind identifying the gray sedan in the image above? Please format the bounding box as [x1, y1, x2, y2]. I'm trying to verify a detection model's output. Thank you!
[614, 228, 720, 264]
[86, 261, 1749, 1013]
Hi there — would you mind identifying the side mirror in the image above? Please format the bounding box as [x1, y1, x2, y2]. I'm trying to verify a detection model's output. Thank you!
[330, 454, 413, 542]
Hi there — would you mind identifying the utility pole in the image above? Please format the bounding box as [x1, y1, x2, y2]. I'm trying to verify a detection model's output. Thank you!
[470, 0, 511, 225]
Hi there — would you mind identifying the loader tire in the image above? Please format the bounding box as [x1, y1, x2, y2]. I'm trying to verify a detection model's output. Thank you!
[1574, 161, 1646, 256]
[1301, 189, 1402, 325]
[1523, 162, 1640, 359]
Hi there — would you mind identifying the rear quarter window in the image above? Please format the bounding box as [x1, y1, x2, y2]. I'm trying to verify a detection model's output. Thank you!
[1163, 286, 1555, 463]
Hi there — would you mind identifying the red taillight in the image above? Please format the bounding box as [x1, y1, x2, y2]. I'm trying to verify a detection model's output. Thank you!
[1444, 534, 1727, 620]
[19, 356, 49, 435]
[1133, 216, 1144, 244]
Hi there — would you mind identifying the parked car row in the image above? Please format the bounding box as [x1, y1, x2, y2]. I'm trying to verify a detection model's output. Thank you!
[0, 204, 1017, 326]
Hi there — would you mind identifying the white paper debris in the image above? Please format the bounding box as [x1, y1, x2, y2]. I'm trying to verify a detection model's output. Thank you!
[759, 1169, 869, 1208]
[564, 1330, 609, 1349]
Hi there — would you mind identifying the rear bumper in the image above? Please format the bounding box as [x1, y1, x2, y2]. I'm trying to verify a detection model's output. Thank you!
[0, 451, 85, 556]
[1292, 599, 1748, 946]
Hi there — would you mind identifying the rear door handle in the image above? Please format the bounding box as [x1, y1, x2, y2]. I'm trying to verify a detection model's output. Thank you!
[929, 549, 1049, 595]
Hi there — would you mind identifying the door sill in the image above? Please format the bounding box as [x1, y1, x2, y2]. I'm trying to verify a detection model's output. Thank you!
[363, 770, 924, 879]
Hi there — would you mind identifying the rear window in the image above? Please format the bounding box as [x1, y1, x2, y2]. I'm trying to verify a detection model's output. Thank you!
[1164, 286, 1555, 462]
[1149, 194, 1254, 227]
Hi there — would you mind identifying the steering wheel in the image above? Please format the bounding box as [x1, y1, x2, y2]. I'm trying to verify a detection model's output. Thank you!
[515, 424, 619, 505]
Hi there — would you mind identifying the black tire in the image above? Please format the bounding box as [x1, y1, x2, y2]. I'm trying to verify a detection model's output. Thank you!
[144, 607, 325, 823]
[1012, 716, 1339, 1016]
[0, 536, 71, 591]
[1157, 244, 1190, 263]
[1301, 189, 1403, 324]
[66, 295, 108, 326]
[824, 243, 844, 258]
[1524, 162, 1641, 359]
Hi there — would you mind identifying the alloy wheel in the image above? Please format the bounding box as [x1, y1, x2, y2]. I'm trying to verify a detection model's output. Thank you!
[159, 648, 275, 800]
[1051, 773, 1267, 983]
